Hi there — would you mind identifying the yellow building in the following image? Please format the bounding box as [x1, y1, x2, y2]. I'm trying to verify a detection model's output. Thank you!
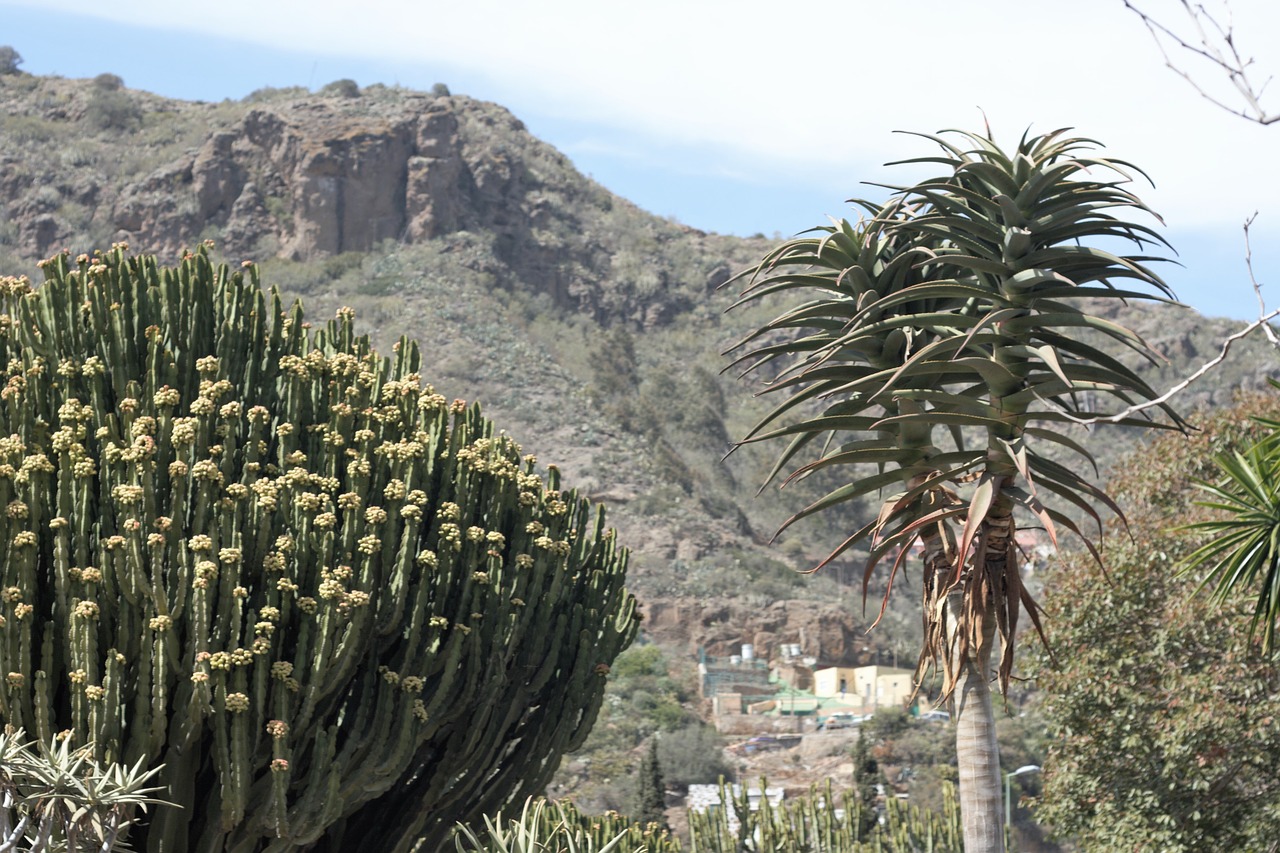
[813, 666, 857, 699]
[813, 665, 916, 710]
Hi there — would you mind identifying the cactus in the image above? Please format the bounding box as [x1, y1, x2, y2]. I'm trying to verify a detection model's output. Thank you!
[0, 245, 640, 852]
[453, 798, 681, 852]
[686, 777, 962, 852]
[457, 779, 962, 853]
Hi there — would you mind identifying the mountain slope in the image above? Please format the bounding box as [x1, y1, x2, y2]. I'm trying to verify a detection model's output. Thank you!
[2, 71, 1276, 656]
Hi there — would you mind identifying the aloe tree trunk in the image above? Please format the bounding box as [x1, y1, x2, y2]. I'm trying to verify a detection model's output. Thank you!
[918, 507, 1002, 851]
[952, 587, 1002, 853]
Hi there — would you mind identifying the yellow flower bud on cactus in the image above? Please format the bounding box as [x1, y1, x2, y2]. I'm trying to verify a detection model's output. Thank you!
[73, 600, 99, 620]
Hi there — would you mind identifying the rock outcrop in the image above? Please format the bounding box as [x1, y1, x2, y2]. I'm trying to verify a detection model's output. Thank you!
[1, 77, 743, 329]
[642, 596, 871, 667]
[108, 97, 488, 260]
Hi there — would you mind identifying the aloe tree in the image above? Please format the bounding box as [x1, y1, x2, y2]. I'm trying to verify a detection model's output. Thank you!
[726, 128, 1186, 852]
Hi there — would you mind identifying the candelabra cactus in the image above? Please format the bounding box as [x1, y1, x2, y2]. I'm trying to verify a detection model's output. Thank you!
[462, 780, 965, 853]
[0, 245, 640, 852]
[687, 778, 962, 852]
[453, 798, 682, 853]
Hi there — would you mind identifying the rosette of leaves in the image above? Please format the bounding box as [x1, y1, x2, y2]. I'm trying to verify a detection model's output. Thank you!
[0, 728, 168, 852]
[0, 245, 639, 852]
[1179, 387, 1280, 652]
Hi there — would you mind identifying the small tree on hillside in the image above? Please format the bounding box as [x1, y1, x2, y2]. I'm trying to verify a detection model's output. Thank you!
[850, 734, 881, 836]
[320, 78, 360, 98]
[0, 46, 22, 75]
[92, 72, 124, 91]
[657, 722, 733, 788]
[633, 739, 668, 831]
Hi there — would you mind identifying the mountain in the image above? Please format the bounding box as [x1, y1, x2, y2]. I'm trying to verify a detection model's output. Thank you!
[2, 69, 1277, 664]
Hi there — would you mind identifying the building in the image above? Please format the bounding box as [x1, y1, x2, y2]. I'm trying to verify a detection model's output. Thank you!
[813, 665, 916, 711]
[698, 648, 771, 700]
[746, 684, 821, 716]
[687, 783, 785, 834]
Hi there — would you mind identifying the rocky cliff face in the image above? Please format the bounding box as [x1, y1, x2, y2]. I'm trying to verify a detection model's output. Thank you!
[114, 98, 490, 260]
[1, 77, 741, 329]
[642, 596, 871, 666]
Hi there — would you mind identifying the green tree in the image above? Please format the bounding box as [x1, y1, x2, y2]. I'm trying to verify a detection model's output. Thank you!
[632, 739, 668, 831]
[725, 128, 1184, 851]
[1035, 393, 1280, 851]
[850, 734, 880, 836]
[0, 246, 639, 852]
[656, 722, 733, 789]
[0, 46, 22, 75]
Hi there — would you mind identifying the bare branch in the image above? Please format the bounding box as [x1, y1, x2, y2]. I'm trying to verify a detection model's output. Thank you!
[1244, 212, 1280, 345]
[1058, 215, 1280, 426]
[1123, 0, 1279, 125]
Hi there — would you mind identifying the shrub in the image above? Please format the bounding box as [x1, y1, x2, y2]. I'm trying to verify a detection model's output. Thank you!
[657, 723, 733, 788]
[0, 46, 21, 75]
[454, 798, 682, 852]
[84, 90, 142, 132]
[242, 86, 308, 103]
[92, 72, 124, 91]
[0, 729, 168, 852]
[319, 78, 360, 98]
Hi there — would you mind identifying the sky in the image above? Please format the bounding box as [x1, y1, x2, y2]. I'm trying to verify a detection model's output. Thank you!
[3, 0, 1279, 321]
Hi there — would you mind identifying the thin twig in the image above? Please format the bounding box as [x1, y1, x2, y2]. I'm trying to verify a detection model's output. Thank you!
[1244, 212, 1280, 345]
[1123, 0, 1278, 125]
[1058, 215, 1279, 426]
